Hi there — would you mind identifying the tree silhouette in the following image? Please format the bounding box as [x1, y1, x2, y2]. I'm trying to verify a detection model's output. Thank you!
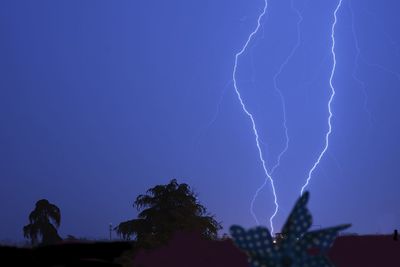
[23, 199, 62, 246]
[115, 179, 222, 247]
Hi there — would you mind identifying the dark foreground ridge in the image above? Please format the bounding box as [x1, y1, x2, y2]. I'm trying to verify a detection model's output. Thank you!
[133, 231, 400, 267]
[0, 241, 132, 267]
[1, 232, 400, 266]
[328, 234, 400, 266]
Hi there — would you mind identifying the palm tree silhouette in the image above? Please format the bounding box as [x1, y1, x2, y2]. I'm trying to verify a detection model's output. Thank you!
[23, 199, 62, 246]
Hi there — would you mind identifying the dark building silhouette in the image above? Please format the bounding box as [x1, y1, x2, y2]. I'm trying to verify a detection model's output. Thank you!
[393, 229, 398, 241]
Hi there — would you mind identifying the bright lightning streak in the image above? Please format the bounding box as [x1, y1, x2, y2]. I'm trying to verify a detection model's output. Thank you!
[300, 0, 343, 196]
[232, 0, 278, 234]
[249, 0, 303, 230]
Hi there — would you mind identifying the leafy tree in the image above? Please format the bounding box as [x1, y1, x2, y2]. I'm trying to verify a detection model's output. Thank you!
[115, 179, 222, 247]
[23, 199, 62, 246]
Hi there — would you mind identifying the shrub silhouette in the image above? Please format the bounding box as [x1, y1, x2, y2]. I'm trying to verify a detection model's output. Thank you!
[114, 179, 222, 248]
[23, 199, 62, 246]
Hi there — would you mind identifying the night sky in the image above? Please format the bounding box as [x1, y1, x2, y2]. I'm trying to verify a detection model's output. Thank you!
[1, 0, 400, 243]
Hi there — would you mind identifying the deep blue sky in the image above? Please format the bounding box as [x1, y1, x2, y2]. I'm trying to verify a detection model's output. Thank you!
[1, 0, 400, 242]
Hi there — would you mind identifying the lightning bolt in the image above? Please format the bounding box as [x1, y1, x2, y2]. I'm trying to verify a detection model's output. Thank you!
[349, 0, 400, 130]
[248, 0, 303, 232]
[194, 80, 232, 150]
[349, 0, 373, 128]
[300, 0, 343, 196]
[270, 0, 303, 175]
[232, 0, 279, 234]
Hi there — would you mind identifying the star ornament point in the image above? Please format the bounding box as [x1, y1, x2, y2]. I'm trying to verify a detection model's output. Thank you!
[230, 191, 351, 267]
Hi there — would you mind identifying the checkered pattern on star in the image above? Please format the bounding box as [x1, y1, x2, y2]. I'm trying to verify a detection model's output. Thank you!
[230, 225, 275, 258]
